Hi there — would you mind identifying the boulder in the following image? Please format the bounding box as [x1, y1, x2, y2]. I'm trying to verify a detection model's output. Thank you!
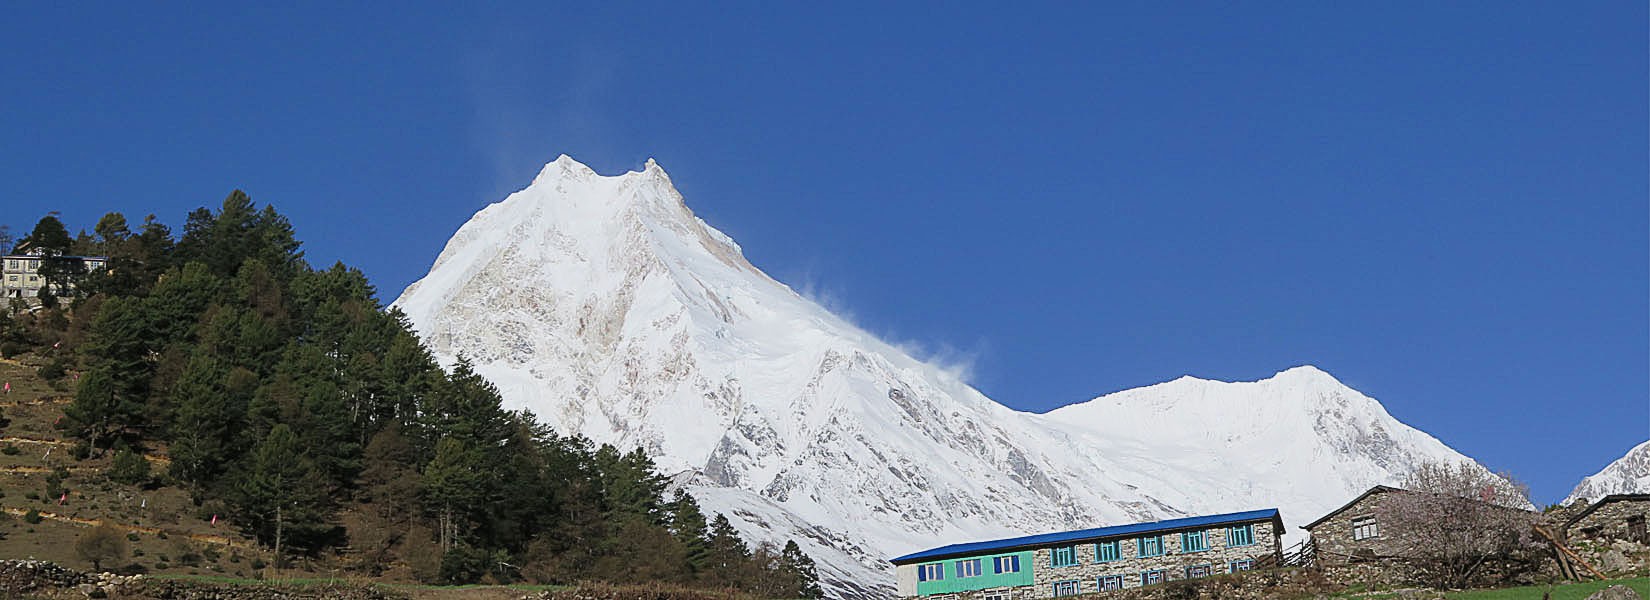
[1598, 549, 1634, 573]
[1584, 586, 1636, 600]
[1586, 585, 1644, 600]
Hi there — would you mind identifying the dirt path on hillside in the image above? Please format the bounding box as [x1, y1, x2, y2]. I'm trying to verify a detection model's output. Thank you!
[0, 465, 98, 474]
[0, 396, 72, 407]
[0, 506, 254, 549]
[0, 436, 74, 447]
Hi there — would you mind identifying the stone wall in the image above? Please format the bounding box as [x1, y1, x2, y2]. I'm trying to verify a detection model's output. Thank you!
[1307, 490, 1406, 564]
[1569, 498, 1650, 545]
[996, 520, 1279, 598]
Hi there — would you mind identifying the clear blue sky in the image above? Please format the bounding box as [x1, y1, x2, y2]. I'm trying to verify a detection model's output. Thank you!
[2, 3, 1644, 504]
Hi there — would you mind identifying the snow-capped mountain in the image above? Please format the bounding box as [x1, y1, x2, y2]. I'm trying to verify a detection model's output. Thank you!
[1567, 441, 1650, 505]
[394, 155, 1492, 599]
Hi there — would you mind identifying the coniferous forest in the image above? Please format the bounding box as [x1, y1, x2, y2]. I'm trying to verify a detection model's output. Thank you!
[0, 193, 822, 598]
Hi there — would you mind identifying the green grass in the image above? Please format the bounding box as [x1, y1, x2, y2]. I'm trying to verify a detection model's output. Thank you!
[146, 571, 566, 591]
[1348, 577, 1650, 599]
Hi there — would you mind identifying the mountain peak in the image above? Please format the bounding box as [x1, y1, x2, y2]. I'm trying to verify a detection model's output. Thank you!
[396, 160, 1491, 599]
[1568, 440, 1650, 504]
[1270, 364, 1346, 387]
[534, 153, 598, 183]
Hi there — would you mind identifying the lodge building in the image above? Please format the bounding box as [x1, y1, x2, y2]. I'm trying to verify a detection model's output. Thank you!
[1, 251, 106, 301]
[890, 509, 1283, 599]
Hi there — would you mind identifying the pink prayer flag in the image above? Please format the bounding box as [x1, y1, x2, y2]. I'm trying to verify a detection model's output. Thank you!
[58, 492, 67, 505]
[211, 514, 218, 525]
[52, 341, 60, 349]
[3, 382, 9, 393]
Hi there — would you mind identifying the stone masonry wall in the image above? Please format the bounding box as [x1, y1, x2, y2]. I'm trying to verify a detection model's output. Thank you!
[1307, 491, 1405, 564]
[1010, 520, 1281, 598]
[1568, 498, 1650, 544]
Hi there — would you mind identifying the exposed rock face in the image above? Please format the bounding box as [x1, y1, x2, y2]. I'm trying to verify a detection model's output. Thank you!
[395, 156, 1503, 599]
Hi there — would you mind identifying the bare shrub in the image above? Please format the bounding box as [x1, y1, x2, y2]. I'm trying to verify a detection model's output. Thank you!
[75, 523, 129, 570]
[1375, 461, 1545, 589]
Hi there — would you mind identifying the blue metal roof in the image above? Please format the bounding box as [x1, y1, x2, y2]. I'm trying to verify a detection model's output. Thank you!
[889, 508, 1281, 565]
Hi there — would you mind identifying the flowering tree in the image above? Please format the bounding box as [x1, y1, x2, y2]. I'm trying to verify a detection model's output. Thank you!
[1375, 461, 1544, 589]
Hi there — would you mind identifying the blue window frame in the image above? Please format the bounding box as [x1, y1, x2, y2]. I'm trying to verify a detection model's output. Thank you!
[1228, 524, 1255, 547]
[1137, 535, 1164, 557]
[1095, 540, 1122, 562]
[956, 558, 982, 578]
[1052, 580, 1080, 597]
[993, 555, 1020, 574]
[1051, 545, 1078, 567]
[1098, 575, 1124, 591]
[1141, 569, 1166, 586]
[918, 563, 944, 582]
[1186, 564, 1212, 578]
[1230, 559, 1254, 573]
[1182, 529, 1208, 552]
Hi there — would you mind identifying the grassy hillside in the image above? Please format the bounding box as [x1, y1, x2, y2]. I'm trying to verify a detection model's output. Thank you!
[1337, 577, 1650, 599]
[0, 354, 272, 578]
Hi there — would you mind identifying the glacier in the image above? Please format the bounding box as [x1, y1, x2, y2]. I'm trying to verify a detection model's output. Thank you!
[393, 155, 1494, 599]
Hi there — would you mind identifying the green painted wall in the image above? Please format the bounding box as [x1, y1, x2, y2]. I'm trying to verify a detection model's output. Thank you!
[915, 551, 1035, 596]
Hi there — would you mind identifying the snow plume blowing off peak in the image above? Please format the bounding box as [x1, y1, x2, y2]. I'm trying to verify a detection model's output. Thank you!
[395, 155, 1502, 599]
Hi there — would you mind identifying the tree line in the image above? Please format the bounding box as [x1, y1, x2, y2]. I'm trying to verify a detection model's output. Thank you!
[1, 194, 822, 597]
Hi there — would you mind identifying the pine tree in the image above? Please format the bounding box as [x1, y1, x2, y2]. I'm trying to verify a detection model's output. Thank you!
[704, 513, 751, 588]
[67, 297, 155, 450]
[666, 489, 712, 573]
[24, 215, 83, 297]
[167, 353, 235, 485]
[781, 540, 824, 599]
[594, 445, 669, 524]
[230, 424, 331, 567]
[421, 437, 483, 552]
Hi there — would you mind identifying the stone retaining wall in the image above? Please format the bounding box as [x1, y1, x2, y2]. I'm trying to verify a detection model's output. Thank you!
[1570, 499, 1650, 545]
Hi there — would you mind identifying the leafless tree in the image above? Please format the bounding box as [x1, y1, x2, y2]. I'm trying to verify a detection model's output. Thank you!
[1375, 461, 1545, 589]
[74, 523, 128, 571]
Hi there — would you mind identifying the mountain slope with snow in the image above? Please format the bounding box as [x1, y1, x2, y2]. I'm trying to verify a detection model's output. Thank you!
[1567, 441, 1650, 504]
[394, 156, 1495, 599]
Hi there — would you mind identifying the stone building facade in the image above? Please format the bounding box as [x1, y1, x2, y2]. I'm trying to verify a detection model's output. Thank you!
[892, 509, 1284, 599]
[1565, 494, 1650, 545]
[0, 252, 106, 301]
[1302, 486, 1405, 564]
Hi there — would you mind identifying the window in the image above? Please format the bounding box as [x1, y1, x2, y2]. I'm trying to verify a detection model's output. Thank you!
[1352, 516, 1379, 541]
[1229, 559, 1254, 573]
[1137, 535, 1164, 557]
[1228, 524, 1255, 547]
[1181, 530, 1208, 552]
[1098, 575, 1124, 591]
[1141, 570, 1165, 586]
[1051, 545, 1078, 567]
[1186, 564, 1211, 578]
[993, 555, 1020, 574]
[1629, 515, 1647, 545]
[1052, 580, 1080, 597]
[1095, 540, 1121, 562]
[918, 563, 944, 582]
[984, 593, 1008, 600]
[956, 558, 982, 578]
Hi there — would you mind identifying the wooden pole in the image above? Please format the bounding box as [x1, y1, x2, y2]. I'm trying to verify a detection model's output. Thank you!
[1534, 525, 1605, 581]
